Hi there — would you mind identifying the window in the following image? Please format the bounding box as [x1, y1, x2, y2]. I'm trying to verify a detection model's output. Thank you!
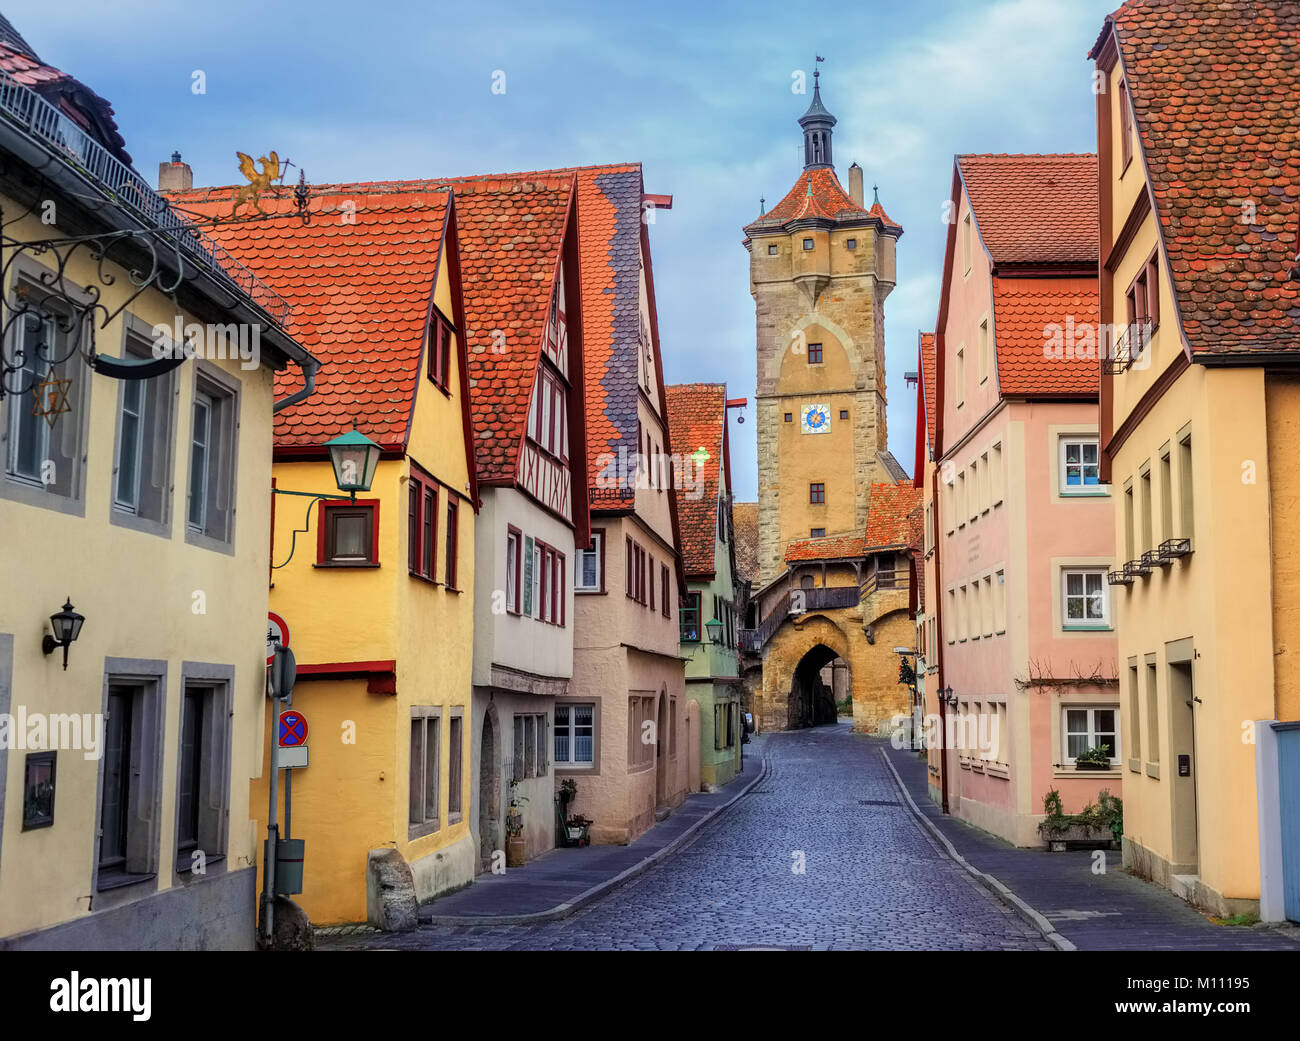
[978, 318, 990, 384]
[956, 471, 966, 526]
[576, 530, 604, 592]
[846, 238, 857, 250]
[1119, 80, 1133, 169]
[524, 715, 536, 777]
[946, 589, 956, 644]
[1124, 483, 1135, 560]
[1140, 466, 1153, 553]
[955, 348, 965, 407]
[982, 575, 993, 636]
[628, 696, 655, 768]
[427, 309, 454, 390]
[409, 710, 440, 832]
[811, 527, 826, 538]
[444, 497, 458, 587]
[319, 501, 378, 566]
[554, 703, 595, 767]
[1060, 437, 1101, 492]
[681, 591, 701, 642]
[839, 409, 848, 420]
[1062, 568, 1109, 628]
[648, 552, 656, 611]
[784, 413, 793, 423]
[513, 716, 525, 781]
[4, 294, 86, 502]
[98, 679, 163, 889]
[1159, 448, 1173, 542]
[1145, 662, 1160, 763]
[176, 682, 229, 868]
[1127, 664, 1141, 765]
[1063, 707, 1119, 765]
[991, 442, 1004, 504]
[968, 458, 980, 521]
[994, 570, 1006, 633]
[767, 244, 778, 256]
[112, 336, 176, 527]
[1178, 432, 1194, 537]
[408, 468, 438, 579]
[962, 212, 973, 276]
[448, 711, 463, 819]
[808, 343, 823, 365]
[506, 528, 521, 612]
[186, 373, 237, 547]
[802, 237, 814, 251]
[528, 365, 569, 461]
[809, 482, 825, 504]
[661, 564, 670, 618]
[100, 685, 136, 884]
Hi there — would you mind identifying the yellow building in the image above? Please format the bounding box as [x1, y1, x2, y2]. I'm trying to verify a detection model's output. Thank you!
[178, 183, 480, 926]
[1091, 2, 1300, 916]
[0, 35, 317, 948]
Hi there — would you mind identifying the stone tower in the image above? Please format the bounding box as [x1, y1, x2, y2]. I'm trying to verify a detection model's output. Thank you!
[743, 67, 904, 581]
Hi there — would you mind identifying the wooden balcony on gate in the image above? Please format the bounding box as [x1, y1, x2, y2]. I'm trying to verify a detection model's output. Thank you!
[738, 584, 860, 653]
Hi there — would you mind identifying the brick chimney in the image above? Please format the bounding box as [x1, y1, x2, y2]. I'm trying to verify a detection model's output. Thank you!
[848, 162, 864, 207]
[158, 151, 192, 193]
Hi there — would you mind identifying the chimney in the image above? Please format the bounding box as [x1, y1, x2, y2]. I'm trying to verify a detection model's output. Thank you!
[158, 151, 192, 193]
[848, 162, 864, 206]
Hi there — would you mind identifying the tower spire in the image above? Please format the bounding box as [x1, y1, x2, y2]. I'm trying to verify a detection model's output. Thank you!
[799, 57, 836, 170]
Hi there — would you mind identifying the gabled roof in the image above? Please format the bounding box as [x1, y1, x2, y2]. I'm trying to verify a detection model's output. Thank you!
[785, 532, 865, 564]
[957, 153, 1097, 267]
[173, 186, 468, 458]
[994, 276, 1099, 397]
[1092, 0, 1300, 356]
[732, 501, 759, 586]
[863, 483, 923, 549]
[745, 167, 901, 236]
[0, 35, 130, 164]
[664, 383, 728, 578]
[919, 332, 937, 453]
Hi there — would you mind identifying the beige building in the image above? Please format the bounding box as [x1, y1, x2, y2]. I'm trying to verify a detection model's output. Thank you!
[1091, 1, 1300, 915]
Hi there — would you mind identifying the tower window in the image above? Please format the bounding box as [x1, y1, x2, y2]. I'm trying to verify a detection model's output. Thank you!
[784, 413, 793, 423]
[811, 528, 826, 538]
[809, 483, 826, 505]
[846, 238, 857, 250]
[807, 343, 823, 364]
[840, 409, 848, 420]
[768, 244, 778, 256]
[802, 238, 814, 251]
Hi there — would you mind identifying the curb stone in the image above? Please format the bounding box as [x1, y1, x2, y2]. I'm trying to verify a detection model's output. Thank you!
[421, 755, 771, 927]
[879, 748, 1075, 952]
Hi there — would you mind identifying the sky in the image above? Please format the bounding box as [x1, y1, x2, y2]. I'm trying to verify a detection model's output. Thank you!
[10, 0, 1117, 499]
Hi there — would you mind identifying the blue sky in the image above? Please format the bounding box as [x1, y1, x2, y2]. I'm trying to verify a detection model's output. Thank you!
[11, 0, 1116, 498]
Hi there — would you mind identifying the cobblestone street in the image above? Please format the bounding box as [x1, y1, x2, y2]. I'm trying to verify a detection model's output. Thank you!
[323, 723, 1049, 951]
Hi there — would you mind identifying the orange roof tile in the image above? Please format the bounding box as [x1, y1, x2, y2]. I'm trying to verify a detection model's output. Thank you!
[172, 187, 454, 451]
[732, 501, 759, 586]
[784, 532, 866, 564]
[745, 167, 902, 236]
[994, 276, 1100, 397]
[665, 383, 727, 577]
[863, 483, 923, 549]
[919, 331, 937, 453]
[1093, 0, 1300, 356]
[958, 154, 1097, 266]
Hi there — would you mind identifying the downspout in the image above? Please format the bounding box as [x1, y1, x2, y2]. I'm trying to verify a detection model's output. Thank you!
[932, 462, 949, 814]
[273, 355, 320, 413]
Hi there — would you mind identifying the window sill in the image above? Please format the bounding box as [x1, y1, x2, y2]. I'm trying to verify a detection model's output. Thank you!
[575, 588, 605, 596]
[444, 586, 463, 594]
[315, 561, 381, 569]
[1145, 761, 1160, 779]
[984, 763, 1011, 779]
[408, 820, 441, 841]
[1060, 489, 1111, 497]
[176, 852, 225, 876]
[447, 812, 463, 826]
[96, 870, 157, 893]
[1128, 757, 1142, 773]
[408, 571, 441, 586]
[1062, 624, 1113, 632]
[1054, 767, 1122, 780]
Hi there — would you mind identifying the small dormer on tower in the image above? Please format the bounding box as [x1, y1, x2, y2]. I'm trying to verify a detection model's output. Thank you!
[799, 63, 836, 170]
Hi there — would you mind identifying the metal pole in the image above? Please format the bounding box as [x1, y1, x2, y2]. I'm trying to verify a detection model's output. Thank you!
[262, 659, 283, 942]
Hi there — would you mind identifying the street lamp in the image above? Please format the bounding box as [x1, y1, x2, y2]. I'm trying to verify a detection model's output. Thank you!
[325, 426, 381, 500]
[938, 685, 957, 706]
[42, 598, 85, 670]
[705, 616, 723, 645]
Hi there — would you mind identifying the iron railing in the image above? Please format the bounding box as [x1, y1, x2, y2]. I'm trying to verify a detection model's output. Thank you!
[0, 70, 291, 327]
[738, 585, 860, 653]
[1102, 320, 1151, 375]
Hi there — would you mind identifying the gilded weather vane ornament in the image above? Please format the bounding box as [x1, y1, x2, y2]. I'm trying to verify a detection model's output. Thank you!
[232, 151, 282, 217]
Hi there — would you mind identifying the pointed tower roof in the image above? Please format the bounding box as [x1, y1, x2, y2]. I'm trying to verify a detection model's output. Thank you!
[798, 67, 836, 129]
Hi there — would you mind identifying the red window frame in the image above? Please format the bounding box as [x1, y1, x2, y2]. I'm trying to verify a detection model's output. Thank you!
[317, 499, 380, 567]
[808, 342, 823, 364]
[427, 309, 454, 391]
[810, 482, 826, 504]
[444, 497, 459, 589]
[506, 526, 522, 613]
[660, 564, 670, 618]
[408, 465, 439, 582]
[648, 552, 656, 612]
[529, 364, 569, 462]
[1119, 80, 1133, 170]
[625, 536, 634, 599]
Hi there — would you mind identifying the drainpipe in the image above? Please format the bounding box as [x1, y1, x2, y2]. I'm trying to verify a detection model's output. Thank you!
[932, 463, 950, 815]
[274, 355, 320, 413]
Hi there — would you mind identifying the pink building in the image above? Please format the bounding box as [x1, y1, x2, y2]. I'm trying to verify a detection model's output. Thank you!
[930, 154, 1120, 846]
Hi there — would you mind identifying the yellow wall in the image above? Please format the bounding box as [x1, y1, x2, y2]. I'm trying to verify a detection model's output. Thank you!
[1267, 376, 1300, 724]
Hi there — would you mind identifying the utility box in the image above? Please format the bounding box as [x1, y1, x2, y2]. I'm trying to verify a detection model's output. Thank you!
[267, 838, 305, 895]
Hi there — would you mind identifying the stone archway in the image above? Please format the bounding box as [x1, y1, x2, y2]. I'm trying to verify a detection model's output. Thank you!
[759, 612, 853, 731]
[789, 643, 850, 728]
[478, 705, 499, 872]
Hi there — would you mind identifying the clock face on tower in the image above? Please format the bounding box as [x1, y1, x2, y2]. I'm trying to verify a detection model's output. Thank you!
[801, 403, 831, 434]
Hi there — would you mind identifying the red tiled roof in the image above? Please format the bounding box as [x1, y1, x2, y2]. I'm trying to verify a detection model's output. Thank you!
[863, 483, 923, 549]
[919, 331, 937, 453]
[664, 383, 727, 577]
[172, 187, 455, 450]
[442, 175, 574, 482]
[1094, 0, 1300, 355]
[785, 532, 865, 564]
[958, 154, 1097, 266]
[994, 276, 1100, 396]
[732, 501, 759, 586]
[745, 167, 902, 235]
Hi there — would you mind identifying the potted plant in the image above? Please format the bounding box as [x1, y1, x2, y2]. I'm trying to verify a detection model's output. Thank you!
[505, 779, 528, 867]
[1074, 744, 1112, 770]
[558, 777, 577, 808]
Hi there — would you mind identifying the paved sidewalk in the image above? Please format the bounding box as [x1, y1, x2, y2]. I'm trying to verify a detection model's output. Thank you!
[880, 739, 1300, 951]
[417, 753, 768, 925]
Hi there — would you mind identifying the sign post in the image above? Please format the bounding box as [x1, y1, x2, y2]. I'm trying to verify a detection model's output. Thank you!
[262, 639, 296, 943]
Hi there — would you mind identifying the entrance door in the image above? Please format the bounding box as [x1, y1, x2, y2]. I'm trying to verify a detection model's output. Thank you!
[478, 715, 498, 872]
[655, 693, 670, 809]
[1277, 724, 1300, 922]
[1167, 661, 1199, 872]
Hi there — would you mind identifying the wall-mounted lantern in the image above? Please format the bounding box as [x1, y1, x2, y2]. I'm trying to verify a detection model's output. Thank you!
[42, 598, 85, 670]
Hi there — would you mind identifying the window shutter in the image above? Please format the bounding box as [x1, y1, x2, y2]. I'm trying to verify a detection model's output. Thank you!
[523, 536, 534, 614]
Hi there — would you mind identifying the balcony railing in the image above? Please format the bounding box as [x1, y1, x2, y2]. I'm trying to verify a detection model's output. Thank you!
[738, 585, 861, 653]
[0, 70, 291, 327]
[860, 568, 903, 599]
[1102, 320, 1151, 375]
